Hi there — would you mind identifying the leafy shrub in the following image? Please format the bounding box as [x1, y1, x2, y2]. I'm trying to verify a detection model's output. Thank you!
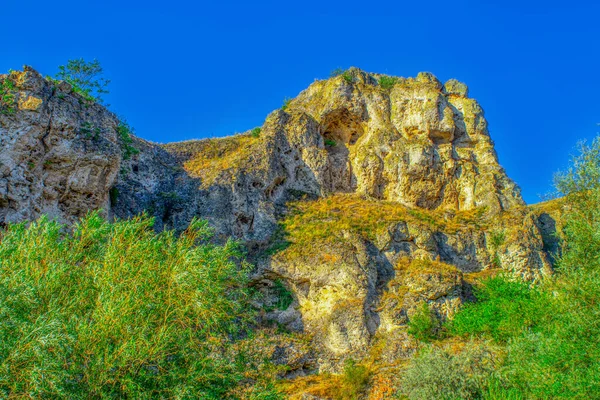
[401, 343, 497, 400]
[270, 279, 294, 311]
[0, 213, 274, 398]
[251, 127, 261, 138]
[324, 138, 337, 147]
[0, 75, 16, 115]
[449, 276, 544, 342]
[378, 75, 399, 90]
[489, 229, 506, 249]
[337, 359, 371, 400]
[56, 58, 110, 103]
[408, 302, 439, 342]
[281, 97, 292, 111]
[116, 120, 140, 159]
[342, 71, 354, 84]
[330, 68, 354, 84]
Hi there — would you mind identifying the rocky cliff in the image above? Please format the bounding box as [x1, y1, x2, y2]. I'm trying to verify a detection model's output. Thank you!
[0, 66, 561, 377]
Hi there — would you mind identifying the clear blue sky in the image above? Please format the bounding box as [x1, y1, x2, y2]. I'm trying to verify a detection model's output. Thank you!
[2, 0, 599, 204]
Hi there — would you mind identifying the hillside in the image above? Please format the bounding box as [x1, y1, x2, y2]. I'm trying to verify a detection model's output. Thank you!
[0, 66, 568, 398]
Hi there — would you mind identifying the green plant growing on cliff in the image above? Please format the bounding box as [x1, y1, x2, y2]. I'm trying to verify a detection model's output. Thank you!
[0, 76, 16, 115]
[324, 138, 337, 147]
[251, 127, 261, 138]
[408, 302, 439, 342]
[55, 58, 110, 103]
[268, 279, 294, 311]
[281, 97, 292, 111]
[0, 212, 281, 398]
[337, 359, 371, 399]
[116, 120, 139, 159]
[329, 68, 353, 83]
[378, 75, 399, 90]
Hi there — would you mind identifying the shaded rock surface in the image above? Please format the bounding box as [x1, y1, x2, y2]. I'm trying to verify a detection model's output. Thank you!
[0, 66, 562, 374]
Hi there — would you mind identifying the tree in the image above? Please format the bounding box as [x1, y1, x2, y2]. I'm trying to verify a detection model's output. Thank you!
[56, 58, 110, 103]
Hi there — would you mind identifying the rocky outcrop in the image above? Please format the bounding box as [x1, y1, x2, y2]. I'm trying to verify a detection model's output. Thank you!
[0, 67, 121, 226]
[0, 66, 560, 374]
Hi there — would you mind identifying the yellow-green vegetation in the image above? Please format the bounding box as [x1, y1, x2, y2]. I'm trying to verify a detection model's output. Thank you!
[274, 194, 487, 261]
[378, 75, 400, 90]
[282, 97, 292, 110]
[0, 213, 281, 399]
[166, 133, 262, 188]
[0, 74, 17, 115]
[279, 359, 371, 400]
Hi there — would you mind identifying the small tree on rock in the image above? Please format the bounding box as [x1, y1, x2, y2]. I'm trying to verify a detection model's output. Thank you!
[56, 58, 110, 103]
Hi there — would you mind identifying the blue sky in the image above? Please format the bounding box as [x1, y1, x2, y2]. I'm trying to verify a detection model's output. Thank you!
[2, 0, 599, 203]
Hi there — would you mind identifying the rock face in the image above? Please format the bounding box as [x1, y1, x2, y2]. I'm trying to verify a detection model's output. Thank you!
[0, 66, 559, 373]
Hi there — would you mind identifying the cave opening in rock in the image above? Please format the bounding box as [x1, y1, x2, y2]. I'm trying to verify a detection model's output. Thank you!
[320, 110, 365, 193]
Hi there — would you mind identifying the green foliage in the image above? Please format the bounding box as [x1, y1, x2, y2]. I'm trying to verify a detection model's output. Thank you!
[408, 302, 439, 342]
[267, 279, 294, 311]
[0, 213, 278, 398]
[281, 97, 292, 111]
[378, 75, 399, 90]
[56, 58, 110, 103]
[449, 276, 545, 342]
[0, 76, 16, 115]
[324, 138, 337, 147]
[489, 229, 506, 249]
[342, 71, 354, 84]
[251, 127, 261, 138]
[401, 344, 498, 400]
[338, 359, 370, 400]
[116, 120, 140, 159]
[330, 68, 354, 83]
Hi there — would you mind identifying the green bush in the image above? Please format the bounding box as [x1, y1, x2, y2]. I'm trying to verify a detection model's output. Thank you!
[281, 97, 292, 111]
[378, 75, 399, 90]
[407, 302, 439, 342]
[271, 279, 294, 311]
[251, 127, 261, 138]
[0, 213, 275, 398]
[116, 120, 140, 159]
[338, 359, 370, 400]
[56, 58, 110, 103]
[0, 76, 16, 115]
[324, 138, 337, 147]
[341, 71, 354, 84]
[450, 276, 545, 342]
[401, 343, 497, 400]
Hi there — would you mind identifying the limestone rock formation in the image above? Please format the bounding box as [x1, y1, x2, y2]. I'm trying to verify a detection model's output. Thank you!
[0, 66, 560, 375]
